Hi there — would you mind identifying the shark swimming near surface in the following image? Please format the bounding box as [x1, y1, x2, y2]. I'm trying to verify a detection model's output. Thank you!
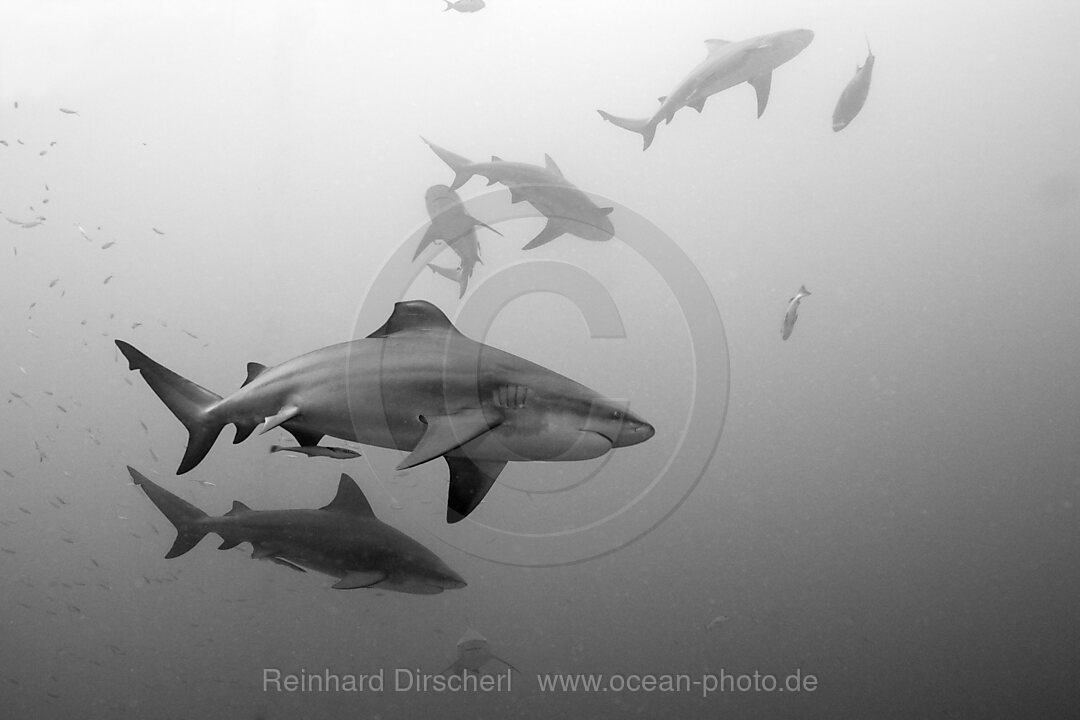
[832, 38, 875, 132]
[423, 138, 615, 249]
[442, 627, 519, 675]
[415, 184, 499, 298]
[128, 468, 466, 594]
[782, 285, 811, 340]
[115, 300, 654, 522]
[598, 29, 815, 150]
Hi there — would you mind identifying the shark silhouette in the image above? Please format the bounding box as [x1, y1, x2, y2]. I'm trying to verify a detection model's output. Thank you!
[443, 627, 519, 675]
[129, 467, 466, 594]
[116, 300, 654, 522]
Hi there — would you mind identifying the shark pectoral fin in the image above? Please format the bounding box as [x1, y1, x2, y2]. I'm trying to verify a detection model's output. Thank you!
[257, 405, 300, 435]
[522, 218, 566, 250]
[748, 71, 772, 118]
[445, 454, 507, 523]
[414, 223, 441, 260]
[271, 558, 307, 573]
[396, 410, 499, 470]
[332, 571, 386, 589]
[491, 654, 520, 674]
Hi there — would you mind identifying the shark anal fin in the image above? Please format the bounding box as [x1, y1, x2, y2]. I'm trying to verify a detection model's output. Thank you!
[332, 571, 386, 589]
[522, 218, 566, 250]
[257, 405, 300, 435]
[396, 410, 499, 470]
[748, 71, 772, 118]
[444, 454, 506, 523]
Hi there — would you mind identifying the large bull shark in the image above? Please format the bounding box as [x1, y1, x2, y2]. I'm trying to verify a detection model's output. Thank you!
[415, 184, 499, 298]
[598, 29, 815, 150]
[423, 138, 615, 250]
[129, 467, 466, 594]
[832, 38, 875, 132]
[115, 300, 654, 522]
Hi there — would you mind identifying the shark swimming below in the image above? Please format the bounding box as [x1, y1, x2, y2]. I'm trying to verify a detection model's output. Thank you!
[442, 627, 519, 675]
[832, 38, 875, 132]
[782, 285, 811, 340]
[415, 184, 499, 298]
[423, 138, 615, 249]
[128, 468, 466, 594]
[115, 300, 654, 522]
[598, 29, 815, 150]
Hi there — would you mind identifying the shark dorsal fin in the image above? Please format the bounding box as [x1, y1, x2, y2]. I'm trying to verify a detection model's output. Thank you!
[320, 474, 376, 517]
[225, 500, 251, 516]
[705, 38, 730, 53]
[544, 154, 563, 178]
[241, 363, 268, 387]
[490, 155, 502, 162]
[366, 301, 458, 338]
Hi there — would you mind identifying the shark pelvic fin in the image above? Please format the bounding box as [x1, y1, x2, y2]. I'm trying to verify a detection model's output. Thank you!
[748, 71, 772, 118]
[397, 410, 499, 470]
[333, 571, 387, 589]
[320, 474, 376, 517]
[257, 405, 300, 435]
[445, 454, 507, 523]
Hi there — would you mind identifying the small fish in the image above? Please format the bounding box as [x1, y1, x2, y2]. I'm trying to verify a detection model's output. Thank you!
[76, 224, 92, 242]
[706, 614, 731, 630]
[103, 275, 114, 284]
[38, 150, 47, 157]
[269, 444, 361, 460]
[149, 448, 158, 461]
[833, 38, 876, 132]
[101, 241, 115, 250]
[151, 227, 165, 235]
[0, 140, 7, 146]
[2, 470, 14, 478]
[59, 108, 79, 115]
[182, 329, 199, 339]
[781, 285, 811, 341]
[140, 420, 148, 433]
[443, 0, 485, 11]
[131, 322, 142, 329]
[56, 404, 67, 413]
[48, 277, 59, 288]
[18, 507, 31, 514]
[194, 479, 217, 487]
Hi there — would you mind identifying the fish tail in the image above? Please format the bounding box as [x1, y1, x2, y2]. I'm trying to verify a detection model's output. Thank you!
[422, 137, 475, 190]
[127, 467, 210, 558]
[597, 110, 657, 150]
[115, 340, 226, 474]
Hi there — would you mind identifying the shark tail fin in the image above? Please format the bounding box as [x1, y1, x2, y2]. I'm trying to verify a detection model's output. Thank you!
[596, 110, 657, 150]
[115, 340, 226, 474]
[127, 467, 210, 558]
[422, 137, 475, 190]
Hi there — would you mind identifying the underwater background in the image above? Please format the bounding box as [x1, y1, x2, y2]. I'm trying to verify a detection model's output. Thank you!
[1, 1, 1077, 717]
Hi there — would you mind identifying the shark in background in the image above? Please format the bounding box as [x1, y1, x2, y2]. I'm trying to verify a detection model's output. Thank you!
[598, 29, 815, 150]
[423, 138, 615, 250]
[832, 38, 876, 132]
[415, 184, 499, 298]
[442, 626, 519, 676]
[128, 468, 466, 595]
[115, 300, 654, 522]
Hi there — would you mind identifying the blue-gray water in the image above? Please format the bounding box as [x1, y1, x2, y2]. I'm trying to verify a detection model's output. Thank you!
[1, 1, 1077, 718]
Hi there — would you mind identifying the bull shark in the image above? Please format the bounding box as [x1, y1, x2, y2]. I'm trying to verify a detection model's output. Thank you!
[832, 38, 875, 132]
[423, 138, 615, 250]
[415, 184, 499, 298]
[115, 300, 654, 522]
[128, 468, 466, 594]
[598, 29, 815, 150]
[442, 627, 519, 675]
[782, 285, 811, 340]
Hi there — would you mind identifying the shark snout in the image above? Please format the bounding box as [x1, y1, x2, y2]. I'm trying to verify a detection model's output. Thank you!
[612, 413, 655, 448]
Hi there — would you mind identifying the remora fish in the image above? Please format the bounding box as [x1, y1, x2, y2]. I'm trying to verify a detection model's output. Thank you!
[832, 38, 875, 132]
[270, 444, 360, 460]
[115, 300, 654, 522]
[416, 184, 499, 298]
[443, 627, 519, 675]
[598, 29, 815, 150]
[128, 467, 465, 594]
[782, 285, 811, 340]
[443, 0, 485, 12]
[423, 138, 615, 250]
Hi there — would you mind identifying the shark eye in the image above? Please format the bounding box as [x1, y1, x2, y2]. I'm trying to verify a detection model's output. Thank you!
[611, 410, 624, 421]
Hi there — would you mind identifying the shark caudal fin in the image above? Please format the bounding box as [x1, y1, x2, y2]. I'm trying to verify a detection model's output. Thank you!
[422, 137, 476, 190]
[597, 110, 657, 150]
[127, 467, 210, 558]
[115, 340, 226, 474]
